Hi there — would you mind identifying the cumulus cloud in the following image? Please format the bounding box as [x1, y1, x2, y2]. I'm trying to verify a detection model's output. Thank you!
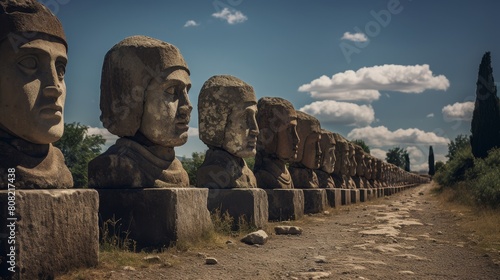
[347, 126, 450, 147]
[370, 148, 387, 161]
[298, 64, 450, 103]
[188, 127, 199, 137]
[426, 113, 434, 118]
[299, 100, 375, 127]
[184, 20, 199, 27]
[341, 32, 368, 42]
[87, 127, 119, 146]
[442, 101, 474, 121]
[212, 8, 247, 24]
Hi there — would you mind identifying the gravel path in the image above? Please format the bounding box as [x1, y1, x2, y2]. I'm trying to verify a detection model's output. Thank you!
[99, 183, 500, 280]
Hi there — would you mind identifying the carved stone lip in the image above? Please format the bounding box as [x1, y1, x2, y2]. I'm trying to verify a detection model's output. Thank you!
[39, 105, 63, 118]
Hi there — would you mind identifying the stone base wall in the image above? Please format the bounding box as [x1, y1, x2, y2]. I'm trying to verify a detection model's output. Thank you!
[0, 189, 99, 280]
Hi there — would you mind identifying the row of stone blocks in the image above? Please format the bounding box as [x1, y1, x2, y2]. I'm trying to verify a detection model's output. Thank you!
[0, 184, 418, 279]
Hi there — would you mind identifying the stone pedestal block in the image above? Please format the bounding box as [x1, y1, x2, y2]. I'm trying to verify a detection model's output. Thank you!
[341, 189, 351, 205]
[265, 189, 304, 221]
[207, 189, 268, 229]
[0, 189, 99, 280]
[97, 188, 213, 250]
[350, 189, 360, 204]
[325, 188, 342, 208]
[359, 189, 368, 202]
[302, 189, 328, 214]
[378, 188, 384, 197]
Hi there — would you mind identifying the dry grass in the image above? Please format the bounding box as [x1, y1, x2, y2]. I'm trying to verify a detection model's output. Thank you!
[433, 184, 500, 252]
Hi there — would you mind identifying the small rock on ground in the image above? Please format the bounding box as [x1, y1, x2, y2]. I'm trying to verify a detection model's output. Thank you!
[143, 255, 161, 263]
[205, 257, 218, 265]
[275, 226, 303, 235]
[241, 230, 268, 245]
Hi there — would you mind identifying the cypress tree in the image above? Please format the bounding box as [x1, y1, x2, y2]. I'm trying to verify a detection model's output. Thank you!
[470, 52, 500, 158]
[428, 146, 435, 176]
[404, 153, 410, 172]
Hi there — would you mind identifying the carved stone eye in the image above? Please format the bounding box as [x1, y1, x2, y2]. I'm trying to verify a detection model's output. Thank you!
[165, 86, 176, 95]
[18, 56, 37, 70]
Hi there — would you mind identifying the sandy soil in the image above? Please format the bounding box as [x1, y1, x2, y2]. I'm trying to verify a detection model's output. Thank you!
[85, 183, 500, 280]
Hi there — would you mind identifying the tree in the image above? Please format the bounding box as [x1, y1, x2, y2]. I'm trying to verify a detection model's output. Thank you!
[428, 146, 435, 176]
[181, 152, 206, 186]
[54, 123, 105, 188]
[447, 134, 470, 161]
[470, 52, 500, 159]
[404, 153, 410, 172]
[435, 161, 445, 173]
[385, 147, 408, 169]
[351, 139, 370, 154]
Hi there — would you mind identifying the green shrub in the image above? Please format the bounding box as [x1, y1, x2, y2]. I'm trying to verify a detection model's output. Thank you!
[471, 148, 500, 208]
[434, 145, 475, 187]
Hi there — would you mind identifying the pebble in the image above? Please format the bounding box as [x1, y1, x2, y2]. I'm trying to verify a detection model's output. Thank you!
[205, 257, 218, 265]
[275, 226, 303, 235]
[122, 266, 136, 271]
[143, 255, 161, 263]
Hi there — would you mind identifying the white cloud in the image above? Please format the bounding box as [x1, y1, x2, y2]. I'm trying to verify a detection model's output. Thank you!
[426, 113, 434, 118]
[370, 148, 387, 161]
[184, 20, 199, 27]
[298, 64, 450, 103]
[87, 127, 119, 146]
[212, 8, 247, 24]
[188, 127, 199, 137]
[347, 126, 450, 147]
[309, 89, 381, 102]
[442, 101, 474, 121]
[299, 100, 375, 127]
[341, 32, 368, 42]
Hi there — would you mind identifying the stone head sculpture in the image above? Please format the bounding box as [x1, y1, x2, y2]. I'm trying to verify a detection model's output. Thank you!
[100, 35, 192, 147]
[354, 145, 365, 177]
[347, 143, 357, 177]
[363, 154, 372, 180]
[333, 133, 350, 176]
[198, 75, 258, 158]
[0, 0, 67, 144]
[196, 75, 258, 189]
[293, 111, 321, 169]
[0, 0, 72, 189]
[89, 36, 191, 188]
[319, 129, 336, 174]
[256, 97, 299, 161]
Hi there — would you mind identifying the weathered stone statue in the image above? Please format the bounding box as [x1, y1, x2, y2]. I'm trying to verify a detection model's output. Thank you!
[289, 111, 322, 189]
[197, 75, 259, 189]
[0, 0, 72, 189]
[88, 36, 192, 188]
[352, 145, 366, 188]
[315, 129, 336, 188]
[363, 154, 374, 188]
[332, 133, 349, 188]
[254, 97, 299, 189]
[345, 142, 357, 188]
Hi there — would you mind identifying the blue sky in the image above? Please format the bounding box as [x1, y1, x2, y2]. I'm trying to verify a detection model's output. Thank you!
[52, 0, 500, 171]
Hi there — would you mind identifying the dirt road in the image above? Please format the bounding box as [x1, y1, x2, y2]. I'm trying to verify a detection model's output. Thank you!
[99, 183, 500, 280]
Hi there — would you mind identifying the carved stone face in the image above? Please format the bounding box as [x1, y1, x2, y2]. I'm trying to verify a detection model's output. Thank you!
[301, 132, 322, 169]
[363, 155, 370, 179]
[294, 111, 321, 169]
[339, 141, 350, 175]
[139, 70, 192, 147]
[0, 37, 67, 144]
[223, 101, 259, 158]
[319, 130, 335, 174]
[348, 143, 357, 176]
[354, 146, 365, 176]
[256, 97, 299, 161]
